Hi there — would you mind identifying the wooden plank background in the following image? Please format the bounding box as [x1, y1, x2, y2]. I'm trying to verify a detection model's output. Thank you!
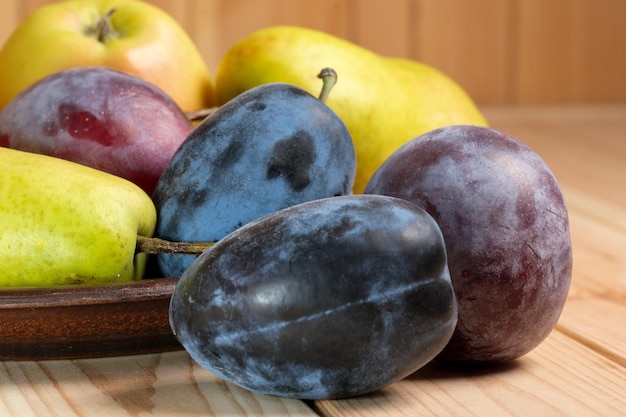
[1, 0, 625, 105]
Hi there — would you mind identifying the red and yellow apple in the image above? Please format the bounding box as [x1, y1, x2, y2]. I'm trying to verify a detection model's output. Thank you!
[0, 66, 193, 195]
[0, 0, 214, 112]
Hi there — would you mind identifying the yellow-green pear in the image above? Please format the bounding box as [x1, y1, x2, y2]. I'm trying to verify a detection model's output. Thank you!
[0, 147, 156, 287]
[215, 25, 488, 193]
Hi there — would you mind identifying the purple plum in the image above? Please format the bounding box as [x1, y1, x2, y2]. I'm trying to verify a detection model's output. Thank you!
[365, 125, 572, 363]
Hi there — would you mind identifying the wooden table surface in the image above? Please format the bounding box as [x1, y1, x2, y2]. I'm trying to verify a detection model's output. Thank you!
[1, 105, 625, 417]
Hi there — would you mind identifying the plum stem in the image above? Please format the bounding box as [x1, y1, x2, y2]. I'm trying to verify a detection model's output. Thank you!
[92, 8, 119, 43]
[185, 68, 338, 121]
[136, 236, 215, 255]
[317, 68, 338, 103]
[186, 68, 338, 120]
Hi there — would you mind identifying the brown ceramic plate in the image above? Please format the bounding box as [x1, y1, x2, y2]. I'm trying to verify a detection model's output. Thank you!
[0, 277, 183, 361]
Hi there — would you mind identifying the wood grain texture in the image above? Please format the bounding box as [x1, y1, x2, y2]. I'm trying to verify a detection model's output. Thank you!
[0, 351, 318, 416]
[557, 298, 626, 367]
[562, 189, 626, 300]
[313, 332, 626, 417]
[411, 0, 513, 105]
[1, 0, 624, 105]
[514, 0, 626, 104]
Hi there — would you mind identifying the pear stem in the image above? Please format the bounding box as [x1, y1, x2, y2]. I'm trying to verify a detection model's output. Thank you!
[317, 68, 337, 103]
[136, 236, 215, 255]
[91, 8, 119, 43]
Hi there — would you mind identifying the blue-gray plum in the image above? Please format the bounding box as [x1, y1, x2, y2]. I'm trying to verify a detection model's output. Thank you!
[365, 125, 572, 363]
[169, 195, 457, 399]
[153, 82, 356, 277]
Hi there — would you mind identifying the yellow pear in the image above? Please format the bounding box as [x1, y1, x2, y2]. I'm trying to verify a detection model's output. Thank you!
[0, 147, 156, 287]
[215, 26, 488, 193]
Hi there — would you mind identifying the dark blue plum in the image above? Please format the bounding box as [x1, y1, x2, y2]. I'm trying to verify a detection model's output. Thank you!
[169, 194, 457, 400]
[365, 125, 572, 363]
[152, 83, 356, 277]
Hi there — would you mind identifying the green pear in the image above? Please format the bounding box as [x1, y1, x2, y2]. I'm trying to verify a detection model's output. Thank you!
[215, 25, 488, 193]
[0, 147, 156, 287]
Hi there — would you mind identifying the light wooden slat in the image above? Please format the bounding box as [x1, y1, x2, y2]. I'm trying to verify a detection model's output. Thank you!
[557, 298, 626, 367]
[343, 0, 414, 58]
[584, 0, 626, 102]
[0, 351, 317, 417]
[0, 1, 20, 47]
[148, 0, 188, 22]
[190, 0, 351, 75]
[514, 0, 626, 104]
[411, 0, 513, 105]
[18, 0, 50, 15]
[313, 331, 626, 417]
[562, 188, 626, 299]
[513, 0, 587, 104]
